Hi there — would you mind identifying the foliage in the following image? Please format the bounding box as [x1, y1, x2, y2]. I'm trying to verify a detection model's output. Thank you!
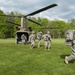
[68, 18, 75, 29]
[0, 10, 8, 38]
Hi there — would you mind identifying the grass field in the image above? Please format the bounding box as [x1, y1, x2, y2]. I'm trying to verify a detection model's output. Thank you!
[0, 38, 75, 75]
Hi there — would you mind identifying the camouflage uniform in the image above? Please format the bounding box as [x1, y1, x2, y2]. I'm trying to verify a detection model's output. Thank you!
[42, 31, 51, 50]
[37, 32, 42, 47]
[21, 34, 27, 44]
[15, 35, 18, 44]
[65, 30, 75, 64]
[29, 31, 35, 49]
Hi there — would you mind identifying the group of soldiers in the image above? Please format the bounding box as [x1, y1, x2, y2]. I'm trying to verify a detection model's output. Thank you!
[20, 30, 75, 64]
[29, 31, 51, 50]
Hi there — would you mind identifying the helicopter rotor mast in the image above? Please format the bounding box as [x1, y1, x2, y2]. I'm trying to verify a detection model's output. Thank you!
[20, 17, 26, 31]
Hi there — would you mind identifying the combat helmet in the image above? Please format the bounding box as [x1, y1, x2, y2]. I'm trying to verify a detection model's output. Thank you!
[47, 31, 50, 34]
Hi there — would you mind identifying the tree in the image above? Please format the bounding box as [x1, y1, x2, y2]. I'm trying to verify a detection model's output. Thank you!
[68, 18, 75, 29]
[52, 20, 70, 38]
[0, 10, 8, 38]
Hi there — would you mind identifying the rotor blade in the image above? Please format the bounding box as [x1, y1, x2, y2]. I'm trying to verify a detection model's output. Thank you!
[25, 4, 58, 17]
[6, 21, 20, 26]
[26, 18, 42, 26]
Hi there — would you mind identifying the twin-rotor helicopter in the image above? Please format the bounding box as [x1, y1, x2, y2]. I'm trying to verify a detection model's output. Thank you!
[0, 3, 58, 44]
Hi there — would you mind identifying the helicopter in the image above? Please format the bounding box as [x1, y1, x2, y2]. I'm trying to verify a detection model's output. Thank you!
[0, 3, 58, 44]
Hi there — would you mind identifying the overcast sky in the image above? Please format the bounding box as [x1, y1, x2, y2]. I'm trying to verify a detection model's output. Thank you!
[0, 0, 75, 21]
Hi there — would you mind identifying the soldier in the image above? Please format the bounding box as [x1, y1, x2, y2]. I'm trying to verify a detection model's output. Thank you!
[15, 34, 18, 44]
[21, 34, 27, 44]
[65, 30, 75, 64]
[37, 31, 42, 47]
[42, 31, 51, 50]
[29, 31, 35, 49]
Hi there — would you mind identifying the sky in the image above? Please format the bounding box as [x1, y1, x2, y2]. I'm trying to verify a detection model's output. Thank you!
[0, 0, 75, 22]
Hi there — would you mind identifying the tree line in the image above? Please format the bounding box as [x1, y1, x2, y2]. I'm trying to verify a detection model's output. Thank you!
[0, 9, 75, 38]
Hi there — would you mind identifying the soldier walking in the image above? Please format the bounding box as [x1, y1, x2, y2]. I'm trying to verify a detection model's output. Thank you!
[42, 31, 51, 50]
[37, 31, 42, 47]
[65, 30, 75, 64]
[29, 31, 35, 49]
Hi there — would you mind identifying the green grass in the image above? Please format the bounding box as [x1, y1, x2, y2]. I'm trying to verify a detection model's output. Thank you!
[0, 38, 75, 75]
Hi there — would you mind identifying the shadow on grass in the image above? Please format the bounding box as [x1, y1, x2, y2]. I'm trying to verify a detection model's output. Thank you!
[60, 54, 75, 64]
[60, 54, 70, 59]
